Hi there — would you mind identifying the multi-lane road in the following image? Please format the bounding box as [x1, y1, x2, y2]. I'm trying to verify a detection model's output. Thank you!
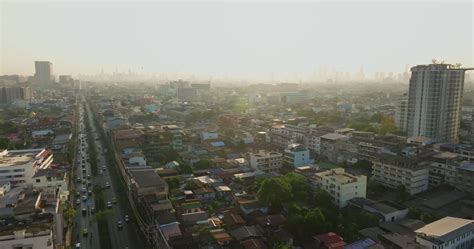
[72, 103, 100, 249]
[72, 99, 146, 249]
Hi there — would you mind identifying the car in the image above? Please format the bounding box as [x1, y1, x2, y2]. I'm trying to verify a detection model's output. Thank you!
[105, 182, 110, 188]
[82, 228, 88, 237]
[82, 207, 86, 215]
[102, 166, 106, 171]
[87, 175, 91, 179]
[76, 199, 81, 205]
[82, 196, 87, 202]
[91, 206, 96, 213]
[75, 243, 81, 249]
[88, 190, 92, 196]
[81, 187, 87, 193]
[125, 215, 129, 223]
[76, 177, 81, 183]
[75, 191, 80, 197]
[111, 197, 117, 204]
[107, 201, 112, 208]
[117, 221, 123, 229]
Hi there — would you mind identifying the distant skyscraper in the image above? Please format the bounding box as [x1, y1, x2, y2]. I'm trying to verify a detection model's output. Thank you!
[395, 93, 408, 132]
[407, 63, 472, 142]
[34, 61, 54, 84]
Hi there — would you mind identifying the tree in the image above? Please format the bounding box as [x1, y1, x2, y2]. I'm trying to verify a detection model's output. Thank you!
[0, 138, 10, 149]
[379, 116, 396, 135]
[303, 208, 326, 235]
[284, 173, 312, 203]
[177, 160, 193, 174]
[166, 177, 180, 190]
[314, 189, 335, 210]
[193, 159, 214, 170]
[258, 178, 291, 210]
[63, 207, 77, 226]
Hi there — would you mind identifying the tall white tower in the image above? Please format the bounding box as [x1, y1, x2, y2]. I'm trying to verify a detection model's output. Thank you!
[407, 63, 472, 143]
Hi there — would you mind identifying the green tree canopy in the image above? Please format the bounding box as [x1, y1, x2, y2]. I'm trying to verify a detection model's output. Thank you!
[258, 177, 291, 209]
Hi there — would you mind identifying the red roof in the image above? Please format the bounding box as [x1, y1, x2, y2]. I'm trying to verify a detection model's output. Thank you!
[313, 232, 346, 249]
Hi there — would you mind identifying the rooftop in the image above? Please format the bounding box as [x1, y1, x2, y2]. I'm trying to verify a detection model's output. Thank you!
[459, 162, 474, 172]
[0, 149, 45, 167]
[415, 217, 474, 240]
[320, 133, 347, 141]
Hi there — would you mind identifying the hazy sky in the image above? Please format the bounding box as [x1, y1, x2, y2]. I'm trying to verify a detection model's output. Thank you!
[1, 1, 473, 80]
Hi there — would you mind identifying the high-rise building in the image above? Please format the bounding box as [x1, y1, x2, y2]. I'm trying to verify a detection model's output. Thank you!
[395, 93, 408, 132]
[0, 86, 33, 104]
[406, 63, 472, 143]
[34, 61, 54, 84]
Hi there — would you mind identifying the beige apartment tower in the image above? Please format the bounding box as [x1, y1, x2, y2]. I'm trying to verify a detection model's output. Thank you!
[407, 63, 472, 143]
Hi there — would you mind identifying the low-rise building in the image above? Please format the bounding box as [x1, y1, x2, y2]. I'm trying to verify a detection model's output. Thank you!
[313, 168, 367, 208]
[429, 152, 460, 187]
[349, 198, 408, 222]
[284, 143, 314, 168]
[0, 149, 53, 186]
[415, 217, 474, 249]
[32, 168, 68, 194]
[0, 214, 55, 249]
[248, 151, 283, 173]
[371, 151, 432, 195]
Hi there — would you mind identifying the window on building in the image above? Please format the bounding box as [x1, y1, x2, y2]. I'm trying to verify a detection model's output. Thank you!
[36, 179, 41, 183]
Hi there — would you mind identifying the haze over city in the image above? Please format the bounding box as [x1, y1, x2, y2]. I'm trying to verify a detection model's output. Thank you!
[2, 1, 474, 249]
[2, 1, 473, 82]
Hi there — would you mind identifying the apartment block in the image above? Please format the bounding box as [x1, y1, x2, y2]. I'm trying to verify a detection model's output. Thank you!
[429, 152, 460, 187]
[284, 143, 314, 168]
[371, 150, 432, 195]
[313, 168, 367, 208]
[248, 151, 283, 173]
[0, 149, 53, 186]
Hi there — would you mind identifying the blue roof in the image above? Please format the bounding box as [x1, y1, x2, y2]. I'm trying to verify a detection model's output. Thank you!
[460, 163, 474, 172]
[345, 238, 376, 249]
[210, 141, 225, 147]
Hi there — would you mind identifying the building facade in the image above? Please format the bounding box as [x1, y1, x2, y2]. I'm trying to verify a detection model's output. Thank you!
[284, 143, 314, 168]
[371, 151, 432, 195]
[0, 149, 53, 186]
[34, 61, 54, 84]
[248, 151, 283, 173]
[415, 217, 474, 249]
[407, 64, 471, 143]
[313, 168, 367, 208]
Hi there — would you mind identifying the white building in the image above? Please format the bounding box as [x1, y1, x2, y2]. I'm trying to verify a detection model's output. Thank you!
[415, 217, 474, 249]
[371, 151, 431, 195]
[0, 149, 53, 186]
[32, 169, 68, 195]
[284, 143, 314, 168]
[407, 63, 471, 143]
[0, 228, 54, 249]
[313, 168, 367, 208]
[248, 151, 283, 173]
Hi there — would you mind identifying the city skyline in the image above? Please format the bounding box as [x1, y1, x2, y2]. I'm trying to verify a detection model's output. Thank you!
[2, 1, 473, 81]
